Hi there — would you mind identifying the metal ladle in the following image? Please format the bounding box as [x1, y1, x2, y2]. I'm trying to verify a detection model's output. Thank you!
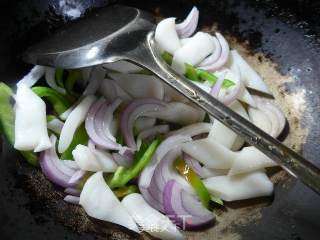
[24, 5, 320, 194]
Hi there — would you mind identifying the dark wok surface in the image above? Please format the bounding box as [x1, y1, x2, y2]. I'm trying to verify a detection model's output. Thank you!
[1, 0, 320, 239]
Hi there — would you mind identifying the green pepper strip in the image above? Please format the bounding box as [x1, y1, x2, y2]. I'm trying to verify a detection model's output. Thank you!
[175, 158, 211, 209]
[65, 69, 81, 98]
[60, 124, 88, 160]
[161, 51, 173, 65]
[113, 185, 139, 199]
[0, 82, 38, 166]
[116, 133, 124, 145]
[161, 51, 235, 88]
[210, 195, 224, 206]
[46, 114, 57, 122]
[55, 68, 65, 88]
[107, 138, 161, 189]
[32, 87, 72, 115]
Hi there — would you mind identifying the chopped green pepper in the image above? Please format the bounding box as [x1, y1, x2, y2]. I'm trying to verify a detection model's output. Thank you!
[116, 133, 124, 145]
[60, 124, 88, 160]
[175, 158, 211, 209]
[196, 69, 235, 88]
[65, 69, 81, 98]
[32, 86, 72, 115]
[160, 51, 235, 88]
[161, 51, 173, 65]
[210, 195, 224, 206]
[185, 63, 200, 81]
[77, 172, 94, 190]
[46, 114, 57, 122]
[0, 82, 38, 166]
[107, 138, 161, 189]
[113, 185, 139, 199]
[55, 68, 65, 88]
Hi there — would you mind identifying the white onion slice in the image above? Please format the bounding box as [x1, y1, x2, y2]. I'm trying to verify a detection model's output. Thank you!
[80, 67, 92, 87]
[73, 144, 117, 172]
[122, 193, 184, 240]
[167, 122, 211, 137]
[58, 95, 96, 153]
[59, 105, 74, 120]
[172, 32, 214, 74]
[99, 78, 132, 101]
[14, 84, 51, 152]
[154, 135, 192, 163]
[248, 107, 272, 135]
[155, 18, 181, 54]
[181, 138, 236, 169]
[237, 85, 257, 107]
[87, 141, 118, 171]
[254, 97, 286, 138]
[199, 36, 221, 67]
[16, 65, 45, 88]
[175, 6, 199, 38]
[228, 50, 271, 94]
[229, 146, 277, 176]
[198, 32, 229, 72]
[45, 67, 66, 94]
[184, 154, 228, 178]
[79, 171, 139, 232]
[204, 171, 274, 201]
[145, 102, 204, 125]
[47, 118, 64, 135]
[163, 84, 188, 103]
[103, 61, 143, 73]
[136, 125, 170, 150]
[83, 66, 105, 96]
[209, 100, 248, 149]
[192, 81, 212, 93]
[135, 117, 156, 133]
[108, 73, 164, 100]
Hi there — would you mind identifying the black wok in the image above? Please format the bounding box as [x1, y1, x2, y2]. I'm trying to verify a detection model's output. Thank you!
[0, 0, 320, 239]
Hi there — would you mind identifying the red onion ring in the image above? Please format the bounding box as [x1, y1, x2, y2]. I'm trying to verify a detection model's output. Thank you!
[163, 180, 215, 230]
[85, 98, 123, 150]
[64, 195, 80, 205]
[147, 148, 193, 212]
[184, 154, 216, 179]
[175, 6, 199, 38]
[68, 170, 86, 185]
[136, 125, 170, 150]
[62, 160, 79, 170]
[120, 98, 167, 150]
[153, 135, 192, 163]
[112, 153, 132, 167]
[138, 134, 192, 211]
[198, 36, 221, 67]
[64, 187, 80, 196]
[221, 71, 242, 106]
[40, 136, 77, 188]
[199, 33, 230, 71]
[210, 72, 226, 98]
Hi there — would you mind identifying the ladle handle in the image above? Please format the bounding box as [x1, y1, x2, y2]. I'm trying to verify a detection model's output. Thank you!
[125, 32, 320, 195]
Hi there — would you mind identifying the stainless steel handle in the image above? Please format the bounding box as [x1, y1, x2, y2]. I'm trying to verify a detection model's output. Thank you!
[125, 32, 320, 194]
